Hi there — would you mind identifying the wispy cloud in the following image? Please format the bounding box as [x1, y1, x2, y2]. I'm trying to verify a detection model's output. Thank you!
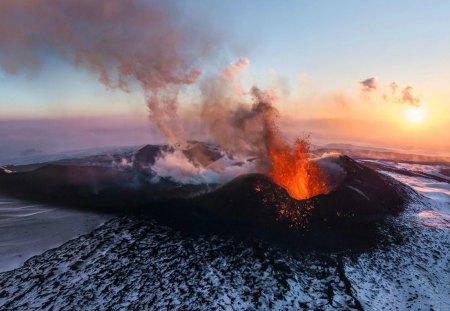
[359, 77, 377, 92]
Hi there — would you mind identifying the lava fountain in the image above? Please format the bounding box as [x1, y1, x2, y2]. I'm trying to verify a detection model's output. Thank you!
[268, 138, 330, 200]
[225, 86, 331, 201]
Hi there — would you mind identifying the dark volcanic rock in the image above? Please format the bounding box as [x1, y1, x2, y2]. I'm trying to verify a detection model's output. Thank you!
[182, 141, 223, 166]
[0, 154, 412, 248]
[198, 155, 409, 223]
[133, 141, 223, 170]
[0, 164, 132, 203]
[133, 144, 172, 169]
[189, 155, 411, 248]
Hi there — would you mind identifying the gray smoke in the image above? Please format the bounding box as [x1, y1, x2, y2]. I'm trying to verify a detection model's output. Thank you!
[0, 0, 213, 144]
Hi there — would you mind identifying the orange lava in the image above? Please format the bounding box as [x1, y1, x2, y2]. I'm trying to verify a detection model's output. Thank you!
[268, 138, 329, 200]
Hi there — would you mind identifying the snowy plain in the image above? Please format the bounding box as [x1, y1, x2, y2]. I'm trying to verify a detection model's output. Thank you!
[0, 196, 112, 272]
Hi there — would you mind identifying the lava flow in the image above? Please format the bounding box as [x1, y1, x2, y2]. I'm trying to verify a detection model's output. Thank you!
[268, 138, 329, 200]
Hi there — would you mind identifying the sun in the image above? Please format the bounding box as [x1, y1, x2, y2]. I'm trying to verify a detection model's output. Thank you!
[404, 106, 426, 123]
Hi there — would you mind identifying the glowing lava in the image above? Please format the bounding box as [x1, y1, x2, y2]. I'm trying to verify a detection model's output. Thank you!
[268, 138, 329, 200]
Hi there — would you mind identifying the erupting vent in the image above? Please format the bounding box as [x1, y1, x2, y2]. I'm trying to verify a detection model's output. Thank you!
[269, 138, 329, 200]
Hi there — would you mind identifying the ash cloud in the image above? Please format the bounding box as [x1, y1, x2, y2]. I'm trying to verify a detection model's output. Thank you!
[0, 1, 295, 182]
[222, 57, 250, 96]
[223, 57, 250, 81]
[0, 0, 213, 144]
[199, 61, 280, 171]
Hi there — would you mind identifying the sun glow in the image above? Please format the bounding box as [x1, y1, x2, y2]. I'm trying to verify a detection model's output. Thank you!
[404, 106, 426, 123]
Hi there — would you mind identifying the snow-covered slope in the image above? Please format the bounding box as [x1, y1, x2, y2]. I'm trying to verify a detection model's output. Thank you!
[0, 217, 364, 310]
[0, 198, 448, 310]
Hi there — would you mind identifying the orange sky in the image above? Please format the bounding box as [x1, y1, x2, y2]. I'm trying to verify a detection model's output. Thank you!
[0, 1, 449, 155]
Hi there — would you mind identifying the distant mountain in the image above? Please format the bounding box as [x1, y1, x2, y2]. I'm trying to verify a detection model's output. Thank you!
[20, 148, 43, 156]
[315, 144, 450, 164]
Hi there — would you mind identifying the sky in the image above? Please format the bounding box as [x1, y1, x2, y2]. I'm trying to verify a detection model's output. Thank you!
[0, 0, 449, 157]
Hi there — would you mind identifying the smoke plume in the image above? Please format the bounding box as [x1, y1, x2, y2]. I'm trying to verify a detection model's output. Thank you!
[198, 65, 329, 199]
[0, 2, 331, 198]
[152, 149, 255, 185]
[200, 60, 280, 170]
[0, 0, 212, 144]
[223, 57, 250, 81]
[222, 57, 250, 96]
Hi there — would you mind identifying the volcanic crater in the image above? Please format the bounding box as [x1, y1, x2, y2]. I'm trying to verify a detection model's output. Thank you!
[0, 142, 414, 250]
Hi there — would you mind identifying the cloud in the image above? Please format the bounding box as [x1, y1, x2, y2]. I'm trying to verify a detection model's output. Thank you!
[359, 77, 421, 107]
[400, 86, 420, 107]
[359, 77, 377, 92]
[390, 82, 398, 94]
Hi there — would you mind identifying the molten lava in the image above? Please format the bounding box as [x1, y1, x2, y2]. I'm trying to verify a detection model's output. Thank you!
[268, 138, 329, 200]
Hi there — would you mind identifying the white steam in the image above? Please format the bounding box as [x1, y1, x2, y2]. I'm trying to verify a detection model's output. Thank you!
[151, 150, 255, 185]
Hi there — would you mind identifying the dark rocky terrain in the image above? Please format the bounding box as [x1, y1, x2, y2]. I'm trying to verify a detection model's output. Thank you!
[0, 202, 448, 310]
[0, 217, 365, 310]
[0, 144, 412, 248]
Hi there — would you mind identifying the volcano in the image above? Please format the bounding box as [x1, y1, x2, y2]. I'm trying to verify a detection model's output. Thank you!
[0, 144, 412, 248]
